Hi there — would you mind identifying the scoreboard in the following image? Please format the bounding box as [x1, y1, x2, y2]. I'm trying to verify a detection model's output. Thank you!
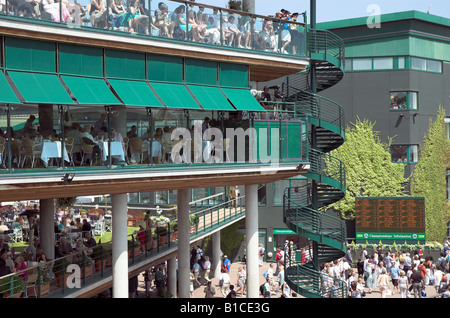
[355, 197, 425, 243]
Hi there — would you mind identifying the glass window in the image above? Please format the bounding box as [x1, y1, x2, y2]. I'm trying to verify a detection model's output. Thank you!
[411, 57, 426, 71]
[344, 58, 352, 71]
[426, 59, 442, 73]
[373, 57, 393, 70]
[391, 145, 418, 164]
[444, 118, 450, 140]
[272, 180, 289, 206]
[258, 184, 266, 206]
[447, 170, 450, 201]
[390, 92, 418, 110]
[352, 58, 372, 71]
[398, 57, 405, 69]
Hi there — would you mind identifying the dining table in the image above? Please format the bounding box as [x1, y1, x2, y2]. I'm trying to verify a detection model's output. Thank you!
[40, 140, 70, 167]
[98, 140, 125, 162]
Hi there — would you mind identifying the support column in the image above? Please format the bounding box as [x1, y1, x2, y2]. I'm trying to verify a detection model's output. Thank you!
[245, 184, 259, 298]
[39, 199, 55, 260]
[167, 256, 177, 298]
[177, 189, 190, 298]
[112, 193, 128, 298]
[212, 231, 221, 279]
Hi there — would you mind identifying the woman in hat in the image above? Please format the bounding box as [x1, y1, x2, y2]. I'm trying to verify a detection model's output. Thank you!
[398, 269, 409, 298]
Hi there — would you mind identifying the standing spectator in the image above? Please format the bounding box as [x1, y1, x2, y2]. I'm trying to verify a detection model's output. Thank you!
[278, 265, 290, 298]
[357, 258, 365, 279]
[377, 267, 389, 298]
[389, 260, 400, 295]
[360, 247, 367, 262]
[403, 252, 412, 273]
[219, 267, 231, 297]
[410, 268, 424, 298]
[398, 270, 409, 298]
[203, 280, 216, 298]
[235, 265, 246, 296]
[433, 264, 444, 293]
[262, 277, 271, 298]
[196, 245, 204, 270]
[203, 256, 211, 283]
[258, 243, 265, 267]
[192, 259, 201, 288]
[81, 218, 92, 238]
[274, 248, 282, 275]
[346, 247, 353, 266]
[223, 255, 231, 273]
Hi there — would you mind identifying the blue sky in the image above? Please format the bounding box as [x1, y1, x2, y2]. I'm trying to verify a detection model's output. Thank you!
[199, 0, 450, 22]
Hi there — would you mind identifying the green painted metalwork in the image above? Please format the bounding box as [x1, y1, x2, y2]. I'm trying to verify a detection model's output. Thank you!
[59, 44, 103, 78]
[147, 54, 183, 83]
[105, 49, 146, 80]
[219, 62, 248, 89]
[4, 37, 55, 73]
[149, 82, 200, 109]
[8, 71, 75, 105]
[61, 75, 122, 105]
[220, 87, 265, 111]
[185, 58, 218, 86]
[0, 71, 20, 103]
[108, 79, 163, 108]
[186, 85, 235, 111]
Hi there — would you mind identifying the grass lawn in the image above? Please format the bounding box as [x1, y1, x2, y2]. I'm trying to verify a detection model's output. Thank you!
[11, 226, 139, 253]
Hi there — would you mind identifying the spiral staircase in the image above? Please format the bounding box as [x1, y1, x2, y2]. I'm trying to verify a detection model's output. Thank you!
[282, 29, 348, 298]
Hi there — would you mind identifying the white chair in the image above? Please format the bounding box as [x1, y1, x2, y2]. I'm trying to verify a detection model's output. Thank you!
[24, 272, 38, 298]
[11, 228, 23, 243]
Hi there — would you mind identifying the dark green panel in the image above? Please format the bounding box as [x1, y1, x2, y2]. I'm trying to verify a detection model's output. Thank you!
[5, 37, 55, 73]
[0, 71, 20, 104]
[185, 58, 217, 85]
[109, 79, 163, 107]
[282, 121, 302, 160]
[8, 71, 75, 104]
[59, 44, 103, 77]
[187, 85, 234, 111]
[220, 88, 265, 111]
[219, 62, 248, 88]
[147, 54, 183, 83]
[62, 75, 121, 105]
[106, 49, 145, 80]
[149, 82, 200, 109]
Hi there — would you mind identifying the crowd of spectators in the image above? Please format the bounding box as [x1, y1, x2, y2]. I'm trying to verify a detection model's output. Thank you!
[1, 0, 305, 55]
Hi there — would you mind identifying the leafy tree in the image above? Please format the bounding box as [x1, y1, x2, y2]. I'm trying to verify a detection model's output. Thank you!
[410, 107, 450, 242]
[328, 118, 408, 219]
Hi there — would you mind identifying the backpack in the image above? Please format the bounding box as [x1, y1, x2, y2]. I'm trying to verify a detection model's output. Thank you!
[260, 283, 265, 295]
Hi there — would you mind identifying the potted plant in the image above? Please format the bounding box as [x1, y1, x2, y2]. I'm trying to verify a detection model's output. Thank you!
[0, 275, 25, 298]
[128, 239, 141, 258]
[190, 214, 199, 233]
[155, 226, 168, 246]
[53, 258, 71, 288]
[169, 222, 178, 241]
[78, 254, 94, 278]
[91, 245, 107, 273]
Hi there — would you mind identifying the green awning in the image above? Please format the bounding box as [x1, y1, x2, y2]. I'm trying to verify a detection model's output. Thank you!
[108, 79, 163, 107]
[220, 87, 266, 112]
[61, 75, 122, 105]
[8, 71, 75, 105]
[187, 85, 236, 111]
[149, 82, 200, 109]
[0, 71, 20, 104]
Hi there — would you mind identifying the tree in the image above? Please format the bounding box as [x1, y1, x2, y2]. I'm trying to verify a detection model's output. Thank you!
[328, 118, 408, 219]
[410, 107, 450, 242]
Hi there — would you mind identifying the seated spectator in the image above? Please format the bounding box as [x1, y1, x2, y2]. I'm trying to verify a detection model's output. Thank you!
[108, 0, 127, 30]
[1, 248, 15, 273]
[84, 232, 97, 248]
[172, 5, 191, 39]
[0, 258, 11, 277]
[154, 2, 175, 38]
[127, 125, 138, 138]
[92, 113, 107, 136]
[81, 218, 92, 237]
[66, 123, 83, 164]
[204, 16, 220, 45]
[8, 0, 37, 18]
[123, 0, 150, 35]
[0, 222, 9, 235]
[15, 256, 28, 280]
[57, 237, 73, 256]
[89, 0, 108, 28]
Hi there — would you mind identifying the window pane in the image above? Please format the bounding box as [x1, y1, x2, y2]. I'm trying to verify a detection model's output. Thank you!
[409, 145, 418, 163]
[352, 58, 372, 70]
[391, 145, 407, 162]
[411, 57, 426, 71]
[427, 59, 442, 73]
[409, 92, 418, 110]
[445, 119, 450, 140]
[344, 58, 352, 71]
[373, 57, 393, 70]
[273, 180, 289, 205]
[398, 57, 405, 69]
[390, 92, 407, 110]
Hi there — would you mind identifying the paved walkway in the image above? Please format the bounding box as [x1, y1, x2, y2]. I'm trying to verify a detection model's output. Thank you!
[134, 261, 439, 299]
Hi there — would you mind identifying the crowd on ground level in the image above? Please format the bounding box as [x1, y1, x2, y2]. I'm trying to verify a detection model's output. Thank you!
[345, 242, 450, 298]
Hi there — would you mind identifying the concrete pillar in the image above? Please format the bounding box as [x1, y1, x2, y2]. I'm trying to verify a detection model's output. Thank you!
[245, 184, 259, 298]
[111, 193, 128, 298]
[177, 189, 190, 298]
[167, 256, 177, 298]
[212, 231, 221, 279]
[39, 199, 55, 259]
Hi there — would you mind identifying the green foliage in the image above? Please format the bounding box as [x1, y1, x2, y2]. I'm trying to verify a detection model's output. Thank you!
[410, 107, 450, 242]
[328, 118, 408, 219]
[220, 220, 245, 258]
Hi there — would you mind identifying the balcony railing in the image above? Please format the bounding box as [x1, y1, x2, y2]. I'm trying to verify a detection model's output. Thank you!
[0, 0, 307, 58]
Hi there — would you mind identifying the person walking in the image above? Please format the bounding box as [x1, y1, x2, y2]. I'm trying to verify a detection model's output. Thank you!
[377, 267, 389, 298]
[398, 270, 409, 298]
[410, 268, 424, 298]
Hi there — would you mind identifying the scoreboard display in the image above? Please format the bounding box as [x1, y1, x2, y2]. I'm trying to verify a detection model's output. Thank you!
[355, 197, 425, 243]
